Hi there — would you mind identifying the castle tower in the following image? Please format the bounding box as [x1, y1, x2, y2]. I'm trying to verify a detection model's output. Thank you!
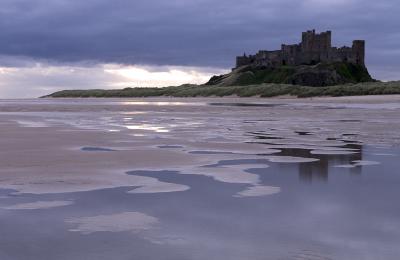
[323, 31, 332, 50]
[352, 40, 365, 66]
[300, 30, 332, 64]
[301, 30, 315, 52]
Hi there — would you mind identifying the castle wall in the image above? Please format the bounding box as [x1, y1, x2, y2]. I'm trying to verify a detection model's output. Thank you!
[254, 50, 282, 67]
[281, 44, 301, 65]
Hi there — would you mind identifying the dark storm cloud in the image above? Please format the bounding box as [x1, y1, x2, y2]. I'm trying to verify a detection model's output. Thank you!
[0, 0, 399, 74]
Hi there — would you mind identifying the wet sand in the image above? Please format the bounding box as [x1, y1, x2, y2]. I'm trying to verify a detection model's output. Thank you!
[0, 97, 400, 259]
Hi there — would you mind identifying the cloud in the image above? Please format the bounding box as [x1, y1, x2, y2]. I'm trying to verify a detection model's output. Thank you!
[0, 0, 398, 68]
[0, 0, 398, 97]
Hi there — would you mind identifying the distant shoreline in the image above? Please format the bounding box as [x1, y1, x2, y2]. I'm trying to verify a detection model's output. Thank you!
[43, 81, 400, 98]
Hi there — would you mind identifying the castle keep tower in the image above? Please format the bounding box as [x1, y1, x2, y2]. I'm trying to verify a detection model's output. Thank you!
[235, 30, 365, 69]
[301, 29, 331, 52]
[301, 30, 332, 64]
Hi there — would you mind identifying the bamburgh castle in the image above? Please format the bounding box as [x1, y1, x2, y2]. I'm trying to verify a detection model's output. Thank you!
[236, 30, 365, 69]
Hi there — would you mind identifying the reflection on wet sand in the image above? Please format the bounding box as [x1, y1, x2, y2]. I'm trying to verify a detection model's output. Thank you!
[299, 144, 361, 182]
[250, 132, 364, 182]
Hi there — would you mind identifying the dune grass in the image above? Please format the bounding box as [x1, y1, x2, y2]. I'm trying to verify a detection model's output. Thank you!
[44, 81, 400, 98]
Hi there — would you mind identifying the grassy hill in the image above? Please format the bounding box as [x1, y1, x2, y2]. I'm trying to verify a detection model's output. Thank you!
[206, 62, 374, 87]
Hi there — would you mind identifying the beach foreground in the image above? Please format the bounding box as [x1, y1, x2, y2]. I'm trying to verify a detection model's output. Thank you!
[0, 96, 400, 260]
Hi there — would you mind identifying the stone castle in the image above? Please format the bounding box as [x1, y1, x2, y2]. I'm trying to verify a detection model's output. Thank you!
[236, 30, 365, 69]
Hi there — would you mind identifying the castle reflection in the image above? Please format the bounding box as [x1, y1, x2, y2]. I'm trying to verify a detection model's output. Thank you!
[249, 131, 364, 182]
[277, 143, 363, 182]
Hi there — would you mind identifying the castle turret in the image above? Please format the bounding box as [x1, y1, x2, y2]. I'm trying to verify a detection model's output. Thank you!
[352, 40, 365, 66]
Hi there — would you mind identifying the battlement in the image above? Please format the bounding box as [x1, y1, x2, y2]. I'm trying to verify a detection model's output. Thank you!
[235, 30, 365, 69]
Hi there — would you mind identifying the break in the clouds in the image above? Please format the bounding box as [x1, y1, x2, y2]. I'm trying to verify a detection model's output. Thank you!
[0, 0, 399, 97]
[0, 59, 221, 98]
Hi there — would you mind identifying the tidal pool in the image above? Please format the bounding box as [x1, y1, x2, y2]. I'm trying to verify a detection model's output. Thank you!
[0, 97, 399, 260]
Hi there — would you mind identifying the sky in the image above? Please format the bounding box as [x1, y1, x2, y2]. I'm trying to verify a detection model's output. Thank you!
[0, 0, 399, 98]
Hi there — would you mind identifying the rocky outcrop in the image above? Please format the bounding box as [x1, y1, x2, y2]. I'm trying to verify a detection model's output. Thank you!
[205, 62, 374, 87]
